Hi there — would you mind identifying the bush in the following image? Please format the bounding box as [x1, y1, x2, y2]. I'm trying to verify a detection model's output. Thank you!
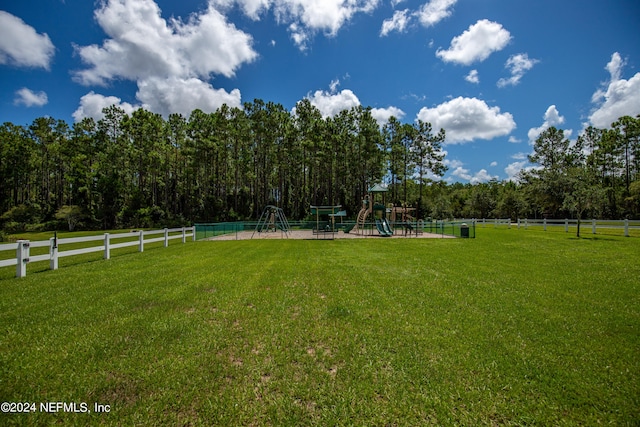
[3, 221, 23, 233]
[55, 205, 85, 231]
[1, 203, 42, 225]
[132, 206, 167, 228]
[25, 223, 46, 232]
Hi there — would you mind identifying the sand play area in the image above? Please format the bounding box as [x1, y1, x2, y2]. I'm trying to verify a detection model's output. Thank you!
[206, 229, 455, 240]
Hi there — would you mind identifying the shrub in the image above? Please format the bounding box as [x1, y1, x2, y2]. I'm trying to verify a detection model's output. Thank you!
[1, 203, 42, 227]
[55, 205, 85, 231]
[2, 221, 23, 233]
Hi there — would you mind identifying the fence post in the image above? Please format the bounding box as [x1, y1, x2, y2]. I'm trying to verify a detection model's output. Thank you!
[16, 240, 29, 278]
[139, 230, 144, 252]
[164, 228, 169, 247]
[565, 218, 569, 233]
[182, 227, 186, 243]
[494, 218, 497, 228]
[192, 226, 196, 241]
[104, 233, 110, 260]
[592, 219, 596, 234]
[517, 218, 520, 229]
[543, 218, 547, 231]
[50, 236, 58, 271]
[624, 219, 629, 237]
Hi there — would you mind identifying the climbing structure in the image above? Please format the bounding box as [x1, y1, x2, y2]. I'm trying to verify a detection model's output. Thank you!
[352, 184, 393, 236]
[252, 205, 291, 239]
[352, 196, 371, 235]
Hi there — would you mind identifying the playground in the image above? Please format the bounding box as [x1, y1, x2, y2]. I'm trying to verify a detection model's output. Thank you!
[201, 185, 468, 240]
[206, 228, 455, 240]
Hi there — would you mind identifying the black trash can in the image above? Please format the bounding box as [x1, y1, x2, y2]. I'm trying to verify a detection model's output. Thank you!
[460, 223, 469, 238]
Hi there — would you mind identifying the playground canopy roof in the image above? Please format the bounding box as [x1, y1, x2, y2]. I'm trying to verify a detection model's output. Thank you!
[368, 184, 388, 193]
[310, 205, 342, 215]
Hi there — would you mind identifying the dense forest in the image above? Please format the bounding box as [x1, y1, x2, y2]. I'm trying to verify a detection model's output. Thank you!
[1, 98, 639, 234]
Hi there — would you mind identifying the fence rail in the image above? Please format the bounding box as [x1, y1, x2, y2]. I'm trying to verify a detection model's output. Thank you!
[515, 218, 638, 237]
[466, 218, 639, 237]
[1, 227, 195, 278]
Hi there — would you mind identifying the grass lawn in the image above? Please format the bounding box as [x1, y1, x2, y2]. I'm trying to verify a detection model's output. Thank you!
[0, 229, 638, 425]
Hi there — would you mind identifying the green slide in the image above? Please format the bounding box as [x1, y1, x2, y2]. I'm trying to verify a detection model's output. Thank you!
[375, 219, 393, 237]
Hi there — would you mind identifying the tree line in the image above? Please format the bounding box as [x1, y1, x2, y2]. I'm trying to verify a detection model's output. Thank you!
[0, 98, 638, 234]
[428, 115, 640, 226]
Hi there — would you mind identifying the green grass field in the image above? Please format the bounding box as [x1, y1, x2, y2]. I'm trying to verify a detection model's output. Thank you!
[1, 229, 638, 425]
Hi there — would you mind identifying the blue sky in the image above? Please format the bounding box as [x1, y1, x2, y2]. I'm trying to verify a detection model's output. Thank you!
[1, 0, 639, 183]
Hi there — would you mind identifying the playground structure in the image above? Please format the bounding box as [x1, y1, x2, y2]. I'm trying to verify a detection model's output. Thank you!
[352, 184, 424, 237]
[197, 199, 470, 240]
[353, 184, 394, 236]
[309, 205, 349, 239]
[252, 205, 291, 239]
[224, 190, 444, 241]
[389, 204, 416, 223]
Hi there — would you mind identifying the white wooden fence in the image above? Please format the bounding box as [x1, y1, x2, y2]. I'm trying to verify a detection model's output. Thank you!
[514, 218, 637, 237]
[468, 218, 638, 237]
[0, 227, 194, 278]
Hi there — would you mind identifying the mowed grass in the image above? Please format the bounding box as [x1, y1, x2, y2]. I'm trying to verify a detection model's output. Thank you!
[0, 230, 638, 425]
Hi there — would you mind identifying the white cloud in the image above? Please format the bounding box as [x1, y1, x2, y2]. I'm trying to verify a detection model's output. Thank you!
[508, 136, 521, 143]
[451, 166, 471, 181]
[14, 88, 48, 107]
[212, 0, 271, 20]
[451, 166, 497, 184]
[497, 53, 538, 87]
[527, 105, 572, 144]
[72, 0, 257, 120]
[504, 161, 525, 181]
[74, 0, 257, 85]
[606, 51, 623, 81]
[73, 92, 143, 122]
[511, 152, 528, 160]
[504, 161, 540, 182]
[465, 69, 479, 84]
[0, 11, 55, 69]
[490, 161, 497, 167]
[279, 0, 379, 35]
[136, 77, 242, 117]
[380, 9, 411, 36]
[443, 157, 460, 169]
[416, 96, 516, 144]
[304, 83, 402, 124]
[542, 104, 564, 125]
[371, 106, 405, 126]
[329, 78, 341, 93]
[589, 52, 640, 128]
[471, 169, 498, 184]
[436, 19, 511, 65]
[380, 0, 456, 36]
[306, 88, 361, 118]
[287, 22, 310, 50]
[415, 0, 457, 27]
[268, 0, 380, 50]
